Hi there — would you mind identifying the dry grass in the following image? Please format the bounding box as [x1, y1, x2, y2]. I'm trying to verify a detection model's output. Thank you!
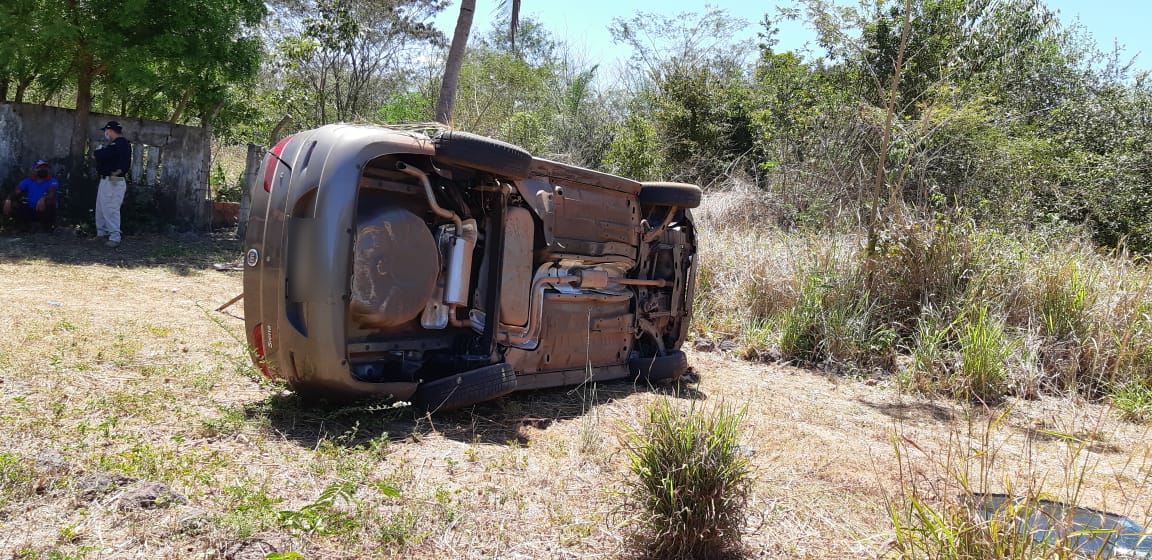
[1, 231, 1150, 559]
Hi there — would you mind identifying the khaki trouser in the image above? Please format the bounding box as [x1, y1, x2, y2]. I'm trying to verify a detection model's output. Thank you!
[95, 176, 126, 242]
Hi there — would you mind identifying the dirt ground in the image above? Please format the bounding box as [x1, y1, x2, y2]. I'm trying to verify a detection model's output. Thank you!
[1, 231, 1150, 559]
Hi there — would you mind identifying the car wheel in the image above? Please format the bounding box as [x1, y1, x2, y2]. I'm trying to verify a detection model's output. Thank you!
[412, 363, 517, 413]
[629, 350, 689, 382]
[638, 182, 703, 209]
[433, 131, 533, 179]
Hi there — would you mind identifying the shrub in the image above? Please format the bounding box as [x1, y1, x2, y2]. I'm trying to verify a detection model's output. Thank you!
[777, 271, 829, 363]
[955, 305, 1016, 403]
[902, 305, 958, 393]
[623, 398, 753, 560]
[1032, 259, 1095, 340]
[1110, 382, 1152, 422]
[693, 210, 1152, 407]
[210, 164, 244, 203]
[865, 214, 978, 333]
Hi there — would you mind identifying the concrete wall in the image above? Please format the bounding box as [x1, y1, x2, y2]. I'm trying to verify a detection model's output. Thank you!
[0, 102, 211, 230]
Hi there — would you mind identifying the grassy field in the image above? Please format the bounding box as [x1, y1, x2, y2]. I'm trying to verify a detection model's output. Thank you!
[1, 231, 1150, 559]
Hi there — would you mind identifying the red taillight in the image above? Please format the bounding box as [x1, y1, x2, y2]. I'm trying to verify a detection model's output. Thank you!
[263, 135, 294, 192]
[251, 323, 274, 380]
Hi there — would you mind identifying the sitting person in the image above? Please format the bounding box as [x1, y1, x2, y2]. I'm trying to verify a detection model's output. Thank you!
[3, 160, 59, 232]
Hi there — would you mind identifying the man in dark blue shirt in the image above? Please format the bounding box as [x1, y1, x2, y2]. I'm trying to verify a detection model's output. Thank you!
[3, 160, 59, 232]
[93, 120, 132, 247]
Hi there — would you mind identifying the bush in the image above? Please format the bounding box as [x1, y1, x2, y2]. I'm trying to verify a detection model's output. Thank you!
[955, 305, 1016, 403]
[623, 398, 753, 560]
[694, 210, 1152, 407]
[210, 164, 244, 203]
[865, 214, 978, 333]
[1110, 382, 1152, 422]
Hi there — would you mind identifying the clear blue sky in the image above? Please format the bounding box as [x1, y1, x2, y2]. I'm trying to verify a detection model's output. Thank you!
[433, 1, 1151, 73]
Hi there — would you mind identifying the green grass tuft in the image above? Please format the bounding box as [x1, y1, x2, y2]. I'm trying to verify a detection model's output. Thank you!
[623, 398, 753, 559]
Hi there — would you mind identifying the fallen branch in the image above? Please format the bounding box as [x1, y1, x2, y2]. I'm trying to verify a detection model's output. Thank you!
[216, 293, 243, 312]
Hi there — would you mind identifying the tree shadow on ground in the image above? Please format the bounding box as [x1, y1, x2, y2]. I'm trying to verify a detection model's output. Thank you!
[246, 375, 708, 450]
[856, 397, 956, 423]
[0, 229, 242, 275]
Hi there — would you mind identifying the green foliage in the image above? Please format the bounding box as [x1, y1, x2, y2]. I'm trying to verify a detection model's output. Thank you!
[1032, 260, 1095, 340]
[217, 482, 283, 538]
[623, 398, 753, 559]
[777, 271, 831, 363]
[1110, 382, 1152, 422]
[867, 216, 978, 329]
[264, 553, 305, 560]
[883, 410, 1140, 560]
[697, 211, 1152, 408]
[266, 0, 446, 129]
[210, 165, 244, 203]
[904, 306, 958, 391]
[0, 0, 267, 126]
[501, 111, 549, 155]
[603, 114, 664, 180]
[376, 92, 433, 124]
[955, 305, 1016, 402]
[278, 480, 362, 537]
[609, 8, 754, 183]
[776, 268, 896, 371]
[0, 452, 36, 508]
[887, 491, 1068, 560]
[453, 28, 553, 134]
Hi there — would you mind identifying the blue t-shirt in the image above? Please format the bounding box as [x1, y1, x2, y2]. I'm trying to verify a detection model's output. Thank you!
[17, 176, 59, 209]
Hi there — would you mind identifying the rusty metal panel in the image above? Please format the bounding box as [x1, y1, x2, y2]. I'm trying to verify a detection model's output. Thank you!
[549, 179, 640, 261]
[504, 293, 634, 374]
[500, 206, 535, 327]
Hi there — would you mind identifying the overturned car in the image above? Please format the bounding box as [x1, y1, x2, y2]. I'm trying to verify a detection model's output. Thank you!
[243, 124, 700, 411]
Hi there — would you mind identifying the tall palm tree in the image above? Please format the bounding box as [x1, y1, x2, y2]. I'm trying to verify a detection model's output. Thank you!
[435, 0, 520, 125]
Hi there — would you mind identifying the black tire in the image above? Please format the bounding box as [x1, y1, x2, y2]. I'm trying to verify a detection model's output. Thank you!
[433, 131, 533, 179]
[629, 350, 689, 382]
[413, 363, 517, 412]
[639, 182, 702, 209]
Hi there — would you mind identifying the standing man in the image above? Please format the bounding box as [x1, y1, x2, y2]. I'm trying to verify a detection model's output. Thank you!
[94, 120, 131, 248]
[3, 160, 59, 232]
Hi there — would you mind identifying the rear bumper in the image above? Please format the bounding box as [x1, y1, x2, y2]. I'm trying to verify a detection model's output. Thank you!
[243, 126, 434, 400]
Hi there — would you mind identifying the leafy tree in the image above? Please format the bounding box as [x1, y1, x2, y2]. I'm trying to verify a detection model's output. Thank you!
[0, 0, 268, 167]
[452, 17, 556, 135]
[547, 62, 615, 166]
[265, 0, 445, 129]
[604, 113, 663, 180]
[376, 91, 434, 123]
[609, 8, 755, 183]
[0, 0, 70, 103]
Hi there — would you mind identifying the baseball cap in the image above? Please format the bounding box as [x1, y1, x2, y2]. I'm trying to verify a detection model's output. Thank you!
[100, 120, 123, 132]
[33, 159, 48, 168]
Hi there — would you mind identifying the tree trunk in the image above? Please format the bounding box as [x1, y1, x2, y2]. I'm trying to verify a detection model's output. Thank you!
[507, 0, 520, 54]
[435, 0, 476, 124]
[864, 0, 912, 285]
[14, 76, 35, 103]
[71, 54, 97, 175]
[169, 87, 193, 124]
